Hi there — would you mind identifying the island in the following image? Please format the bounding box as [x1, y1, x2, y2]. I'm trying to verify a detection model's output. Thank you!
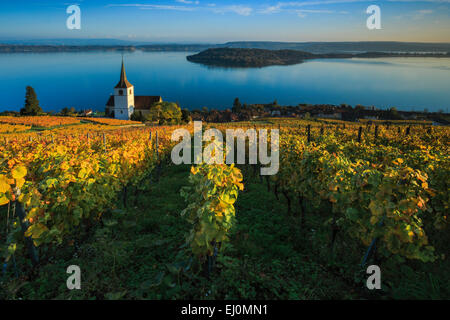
[186, 48, 450, 68]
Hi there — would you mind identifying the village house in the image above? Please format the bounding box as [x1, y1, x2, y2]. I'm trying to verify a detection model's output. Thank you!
[362, 115, 379, 120]
[316, 112, 343, 120]
[80, 109, 93, 117]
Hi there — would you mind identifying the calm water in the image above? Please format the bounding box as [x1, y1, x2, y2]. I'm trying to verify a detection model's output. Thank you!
[0, 51, 449, 112]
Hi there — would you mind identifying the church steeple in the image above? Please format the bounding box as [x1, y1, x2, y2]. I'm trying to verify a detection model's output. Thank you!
[115, 58, 133, 89]
[109, 57, 135, 120]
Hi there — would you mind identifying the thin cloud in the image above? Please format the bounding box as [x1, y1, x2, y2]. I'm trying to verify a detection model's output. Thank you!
[106, 4, 195, 11]
[176, 0, 200, 4]
[258, 1, 364, 15]
[276, 0, 449, 6]
[259, 2, 350, 15]
[277, 0, 367, 7]
[388, 0, 449, 2]
[259, 5, 282, 14]
[107, 3, 252, 15]
[296, 9, 340, 17]
[212, 5, 253, 16]
[296, 9, 335, 13]
[413, 8, 434, 18]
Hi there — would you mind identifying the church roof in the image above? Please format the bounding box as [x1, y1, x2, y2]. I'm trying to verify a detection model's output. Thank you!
[134, 96, 163, 110]
[115, 59, 133, 89]
[106, 95, 162, 109]
[106, 96, 114, 107]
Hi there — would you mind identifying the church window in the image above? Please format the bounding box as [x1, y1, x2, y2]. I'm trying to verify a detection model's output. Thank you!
[119, 90, 123, 95]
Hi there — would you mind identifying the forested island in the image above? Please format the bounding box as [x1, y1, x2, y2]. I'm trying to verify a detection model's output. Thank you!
[186, 48, 450, 68]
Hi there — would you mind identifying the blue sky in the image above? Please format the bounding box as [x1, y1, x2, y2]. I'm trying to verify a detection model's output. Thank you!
[1, 0, 449, 42]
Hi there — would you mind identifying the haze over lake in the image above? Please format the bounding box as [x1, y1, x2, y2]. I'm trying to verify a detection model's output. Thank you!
[1, 50, 449, 113]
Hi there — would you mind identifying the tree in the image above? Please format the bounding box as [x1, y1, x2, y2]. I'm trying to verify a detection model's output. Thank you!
[388, 107, 402, 120]
[61, 107, 69, 116]
[232, 97, 242, 113]
[181, 109, 192, 124]
[147, 102, 182, 125]
[130, 110, 145, 122]
[0, 110, 20, 116]
[20, 86, 43, 116]
[60, 107, 77, 116]
[304, 112, 311, 120]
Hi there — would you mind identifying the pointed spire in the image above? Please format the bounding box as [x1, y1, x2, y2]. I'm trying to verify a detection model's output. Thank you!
[115, 56, 133, 89]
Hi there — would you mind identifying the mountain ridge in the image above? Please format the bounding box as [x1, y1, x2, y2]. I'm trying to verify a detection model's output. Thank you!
[1, 40, 449, 54]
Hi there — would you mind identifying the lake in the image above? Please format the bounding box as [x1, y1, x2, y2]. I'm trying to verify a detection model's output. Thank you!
[0, 50, 449, 112]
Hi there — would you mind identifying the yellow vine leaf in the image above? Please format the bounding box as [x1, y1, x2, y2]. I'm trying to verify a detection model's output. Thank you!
[11, 166, 27, 180]
[0, 175, 11, 193]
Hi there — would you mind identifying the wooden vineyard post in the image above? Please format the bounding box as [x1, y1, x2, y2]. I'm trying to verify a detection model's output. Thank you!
[204, 241, 220, 278]
[155, 130, 159, 159]
[155, 130, 160, 181]
[329, 216, 340, 257]
[320, 126, 324, 136]
[14, 196, 39, 267]
[357, 126, 362, 143]
[374, 125, 379, 139]
[398, 127, 401, 134]
[307, 124, 311, 143]
[406, 126, 411, 136]
[103, 133, 106, 153]
[427, 127, 432, 135]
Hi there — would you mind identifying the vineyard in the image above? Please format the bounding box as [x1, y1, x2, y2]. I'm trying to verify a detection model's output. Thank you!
[0, 116, 81, 128]
[0, 116, 449, 299]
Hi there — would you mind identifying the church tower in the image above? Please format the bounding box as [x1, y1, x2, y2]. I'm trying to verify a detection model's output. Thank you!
[113, 58, 134, 120]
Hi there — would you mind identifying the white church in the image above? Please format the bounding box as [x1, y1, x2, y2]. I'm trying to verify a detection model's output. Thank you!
[105, 59, 162, 120]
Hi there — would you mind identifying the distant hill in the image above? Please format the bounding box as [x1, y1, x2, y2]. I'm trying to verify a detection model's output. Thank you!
[0, 38, 150, 46]
[221, 41, 450, 54]
[0, 40, 449, 54]
[0, 44, 138, 53]
[187, 48, 450, 68]
[0, 43, 215, 53]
